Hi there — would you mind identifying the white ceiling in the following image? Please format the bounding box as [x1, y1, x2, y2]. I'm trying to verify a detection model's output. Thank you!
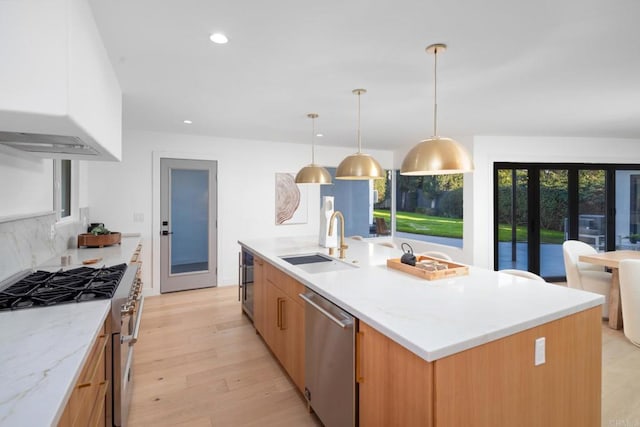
[89, 0, 640, 151]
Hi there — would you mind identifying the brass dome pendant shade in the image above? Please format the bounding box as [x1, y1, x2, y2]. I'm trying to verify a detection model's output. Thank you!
[400, 44, 474, 176]
[336, 89, 385, 180]
[295, 113, 332, 184]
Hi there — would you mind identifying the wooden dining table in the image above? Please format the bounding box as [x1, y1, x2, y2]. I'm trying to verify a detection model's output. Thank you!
[579, 250, 640, 329]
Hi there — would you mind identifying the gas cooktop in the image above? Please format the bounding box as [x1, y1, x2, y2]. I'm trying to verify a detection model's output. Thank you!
[0, 264, 127, 311]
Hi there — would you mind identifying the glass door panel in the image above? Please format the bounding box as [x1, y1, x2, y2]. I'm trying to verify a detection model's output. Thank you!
[170, 168, 209, 274]
[578, 170, 606, 252]
[539, 169, 568, 277]
[616, 171, 640, 250]
[496, 169, 529, 270]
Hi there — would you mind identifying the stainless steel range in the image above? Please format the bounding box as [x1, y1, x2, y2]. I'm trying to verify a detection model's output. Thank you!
[0, 262, 144, 427]
[112, 263, 143, 427]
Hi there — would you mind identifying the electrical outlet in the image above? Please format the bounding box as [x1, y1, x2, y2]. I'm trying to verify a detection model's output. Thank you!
[50, 225, 56, 240]
[534, 337, 546, 366]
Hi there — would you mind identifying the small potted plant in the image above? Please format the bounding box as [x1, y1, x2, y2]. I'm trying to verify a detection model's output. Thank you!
[78, 224, 121, 248]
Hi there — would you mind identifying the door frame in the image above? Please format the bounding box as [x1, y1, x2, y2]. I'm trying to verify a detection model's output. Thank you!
[152, 151, 219, 296]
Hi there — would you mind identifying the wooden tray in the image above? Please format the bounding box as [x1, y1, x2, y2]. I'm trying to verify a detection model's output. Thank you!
[77, 232, 121, 248]
[386, 255, 469, 281]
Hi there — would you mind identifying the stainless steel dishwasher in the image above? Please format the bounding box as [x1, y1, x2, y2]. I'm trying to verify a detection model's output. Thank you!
[299, 290, 356, 427]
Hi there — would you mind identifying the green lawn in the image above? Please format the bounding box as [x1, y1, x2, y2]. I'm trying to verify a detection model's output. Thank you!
[374, 210, 462, 238]
[496, 224, 565, 244]
[374, 210, 565, 243]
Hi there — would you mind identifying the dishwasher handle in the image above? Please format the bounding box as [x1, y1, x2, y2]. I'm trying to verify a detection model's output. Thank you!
[299, 293, 352, 329]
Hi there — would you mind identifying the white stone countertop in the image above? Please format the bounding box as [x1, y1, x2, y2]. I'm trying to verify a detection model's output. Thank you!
[0, 301, 110, 427]
[0, 235, 141, 426]
[38, 234, 141, 272]
[239, 236, 605, 362]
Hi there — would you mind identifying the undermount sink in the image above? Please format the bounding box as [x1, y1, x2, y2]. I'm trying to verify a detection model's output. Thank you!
[280, 253, 358, 274]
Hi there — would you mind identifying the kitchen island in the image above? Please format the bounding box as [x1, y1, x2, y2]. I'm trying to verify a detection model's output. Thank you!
[240, 236, 604, 426]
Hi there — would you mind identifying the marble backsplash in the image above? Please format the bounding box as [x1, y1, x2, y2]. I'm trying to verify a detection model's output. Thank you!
[0, 208, 89, 282]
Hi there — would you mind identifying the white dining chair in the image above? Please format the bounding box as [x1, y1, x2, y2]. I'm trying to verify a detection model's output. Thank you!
[419, 251, 452, 262]
[500, 269, 546, 282]
[562, 240, 611, 317]
[619, 259, 640, 347]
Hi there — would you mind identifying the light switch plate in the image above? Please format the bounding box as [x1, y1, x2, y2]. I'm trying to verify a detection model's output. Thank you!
[535, 337, 546, 366]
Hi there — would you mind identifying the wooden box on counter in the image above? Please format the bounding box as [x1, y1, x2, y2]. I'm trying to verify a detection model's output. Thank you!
[77, 232, 122, 248]
[386, 255, 469, 280]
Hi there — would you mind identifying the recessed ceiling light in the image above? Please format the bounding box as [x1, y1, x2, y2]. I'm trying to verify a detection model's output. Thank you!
[183, 120, 193, 124]
[316, 133, 324, 137]
[210, 33, 229, 44]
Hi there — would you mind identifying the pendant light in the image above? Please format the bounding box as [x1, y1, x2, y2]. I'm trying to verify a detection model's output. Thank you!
[401, 44, 474, 175]
[336, 89, 385, 180]
[295, 113, 332, 184]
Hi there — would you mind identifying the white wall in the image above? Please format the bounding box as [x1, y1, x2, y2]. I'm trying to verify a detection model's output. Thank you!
[471, 136, 640, 269]
[0, 148, 91, 280]
[0, 151, 53, 218]
[86, 130, 394, 294]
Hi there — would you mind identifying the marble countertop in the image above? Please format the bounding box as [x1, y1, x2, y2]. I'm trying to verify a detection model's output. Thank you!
[0, 235, 141, 426]
[0, 301, 110, 427]
[239, 236, 605, 362]
[38, 234, 141, 272]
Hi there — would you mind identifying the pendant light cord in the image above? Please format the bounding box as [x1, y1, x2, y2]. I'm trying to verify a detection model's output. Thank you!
[357, 91, 362, 153]
[433, 46, 438, 137]
[311, 116, 316, 164]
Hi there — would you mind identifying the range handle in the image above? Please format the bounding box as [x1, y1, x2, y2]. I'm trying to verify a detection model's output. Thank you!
[121, 295, 145, 345]
[299, 293, 352, 329]
[238, 252, 242, 302]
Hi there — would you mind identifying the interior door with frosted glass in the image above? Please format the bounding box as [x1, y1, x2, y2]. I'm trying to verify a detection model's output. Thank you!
[160, 158, 217, 293]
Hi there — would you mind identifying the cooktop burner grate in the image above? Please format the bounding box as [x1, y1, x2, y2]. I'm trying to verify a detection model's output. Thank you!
[0, 263, 127, 311]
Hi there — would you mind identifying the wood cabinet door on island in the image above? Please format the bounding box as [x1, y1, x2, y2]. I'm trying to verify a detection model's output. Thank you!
[434, 306, 601, 427]
[359, 306, 601, 427]
[358, 321, 433, 427]
[253, 256, 265, 335]
[258, 261, 305, 393]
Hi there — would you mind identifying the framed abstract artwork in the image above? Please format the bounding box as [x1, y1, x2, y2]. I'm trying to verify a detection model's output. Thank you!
[275, 173, 308, 225]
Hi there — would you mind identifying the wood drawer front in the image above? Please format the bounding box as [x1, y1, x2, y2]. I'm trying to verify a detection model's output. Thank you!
[265, 264, 305, 304]
[72, 345, 106, 427]
[58, 319, 109, 427]
[87, 380, 108, 427]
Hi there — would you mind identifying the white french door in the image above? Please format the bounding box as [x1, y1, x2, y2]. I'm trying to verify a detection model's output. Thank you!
[160, 158, 217, 293]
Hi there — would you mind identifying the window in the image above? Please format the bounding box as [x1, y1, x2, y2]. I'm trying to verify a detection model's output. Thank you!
[54, 159, 72, 220]
[373, 170, 393, 236]
[320, 168, 392, 237]
[392, 172, 464, 247]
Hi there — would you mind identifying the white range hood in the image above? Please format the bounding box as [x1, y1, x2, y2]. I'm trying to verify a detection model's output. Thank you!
[0, 0, 122, 161]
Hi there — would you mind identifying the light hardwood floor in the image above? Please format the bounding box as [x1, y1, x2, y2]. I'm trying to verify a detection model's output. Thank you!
[129, 286, 640, 426]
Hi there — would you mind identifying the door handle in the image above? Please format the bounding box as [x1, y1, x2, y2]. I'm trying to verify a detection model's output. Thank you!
[280, 298, 287, 330]
[238, 252, 242, 302]
[356, 330, 364, 383]
[276, 298, 282, 329]
[161, 230, 173, 236]
[299, 293, 352, 328]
